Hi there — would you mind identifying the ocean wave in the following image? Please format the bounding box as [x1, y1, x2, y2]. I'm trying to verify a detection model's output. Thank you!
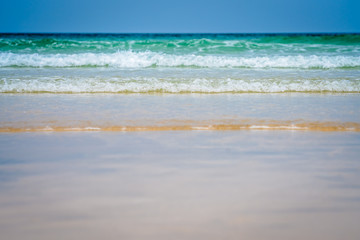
[1, 34, 360, 54]
[1, 77, 359, 93]
[1, 52, 360, 69]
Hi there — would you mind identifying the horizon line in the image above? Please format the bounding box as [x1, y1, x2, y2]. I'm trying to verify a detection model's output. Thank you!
[1, 31, 360, 35]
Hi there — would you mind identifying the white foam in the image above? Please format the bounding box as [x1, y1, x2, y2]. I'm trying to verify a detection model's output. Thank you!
[1, 76, 359, 93]
[248, 125, 308, 130]
[1, 51, 359, 69]
[41, 126, 54, 131]
[191, 126, 212, 130]
[64, 127, 101, 131]
[84, 127, 101, 130]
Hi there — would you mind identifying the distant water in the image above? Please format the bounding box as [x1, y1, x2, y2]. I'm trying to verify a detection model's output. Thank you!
[1, 33, 360, 93]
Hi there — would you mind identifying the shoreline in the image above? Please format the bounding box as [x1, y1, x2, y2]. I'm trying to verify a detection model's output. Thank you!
[2, 93, 360, 133]
[1, 120, 360, 133]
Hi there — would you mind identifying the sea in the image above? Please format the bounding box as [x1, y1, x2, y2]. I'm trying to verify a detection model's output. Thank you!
[1, 33, 360, 240]
[1, 33, 360, 131]
[1, 33, 360, 94]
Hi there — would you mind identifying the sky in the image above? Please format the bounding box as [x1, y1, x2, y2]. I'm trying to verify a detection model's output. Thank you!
[1, 0, 359, 33]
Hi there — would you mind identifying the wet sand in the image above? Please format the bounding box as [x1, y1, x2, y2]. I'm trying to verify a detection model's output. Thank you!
[1, 93, 360, 239]
[1, 120, 360, 132]
[1, 131, 360, 240]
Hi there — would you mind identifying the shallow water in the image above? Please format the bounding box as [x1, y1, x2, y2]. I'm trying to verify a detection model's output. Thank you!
[1, 93, 359, 132]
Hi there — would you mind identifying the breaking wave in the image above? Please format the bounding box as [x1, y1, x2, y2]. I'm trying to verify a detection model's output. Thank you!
[1, 52, 360, 69]
[1, 76, 359, 93]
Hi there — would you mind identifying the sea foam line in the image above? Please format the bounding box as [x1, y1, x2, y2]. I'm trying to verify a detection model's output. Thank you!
[1, 52, 360, 68]
[1, 77, 359, 93]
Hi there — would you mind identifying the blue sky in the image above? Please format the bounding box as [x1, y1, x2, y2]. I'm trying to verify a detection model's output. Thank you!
[1, 0, 359, 33]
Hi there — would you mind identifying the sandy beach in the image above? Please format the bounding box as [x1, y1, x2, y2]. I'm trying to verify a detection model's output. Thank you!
[1, 130, 360, 240]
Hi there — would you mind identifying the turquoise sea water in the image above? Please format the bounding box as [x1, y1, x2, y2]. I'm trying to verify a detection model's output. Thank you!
[1, 33, 360, 93]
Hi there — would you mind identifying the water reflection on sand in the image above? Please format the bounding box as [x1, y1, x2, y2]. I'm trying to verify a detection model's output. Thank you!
[0, 131, 360, 240]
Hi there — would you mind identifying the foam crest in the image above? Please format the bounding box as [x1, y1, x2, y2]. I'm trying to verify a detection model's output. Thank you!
[1, 52, 359, 69]
[1, 77, 359, 93]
